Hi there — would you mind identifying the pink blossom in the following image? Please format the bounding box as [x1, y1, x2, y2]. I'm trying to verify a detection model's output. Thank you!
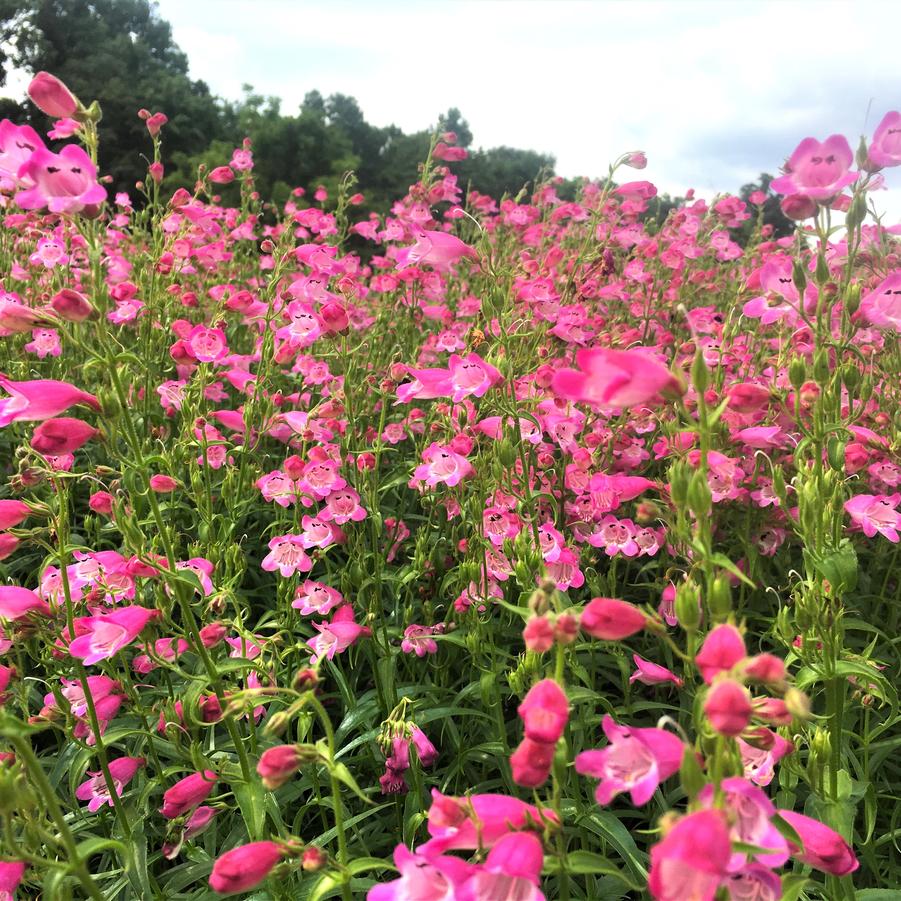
[27, 71, 78, 118]
[69, 606, 159, 665]
[0, 120, 46, 186]
[420, 790, 556, 856]
[0, 376, 99, 426]
[261, 535, 312, 578]
[305, 606, 370, 664]
[0, 862, 25, 900]
[400, 623, 439, 656]
[704, 680, 753, 736]
[518, 679, 569, 744]
[770, 135, 858, 200]
[844, 492, 901, 541]
[16, 144, 106, 214]
[860, 271, 901, 331]
[399, 230, 476, 272]
[575, 714, 683, 805]
[580, 597, 647, 640]
[459, 832, 546, 901]
[0, 586, 50, 620]
[737, 732, 794, 786]
[255, 470, 297, 507]
[648, 810, 732, 901]
[777, 809, 859, 876]
[24, 328, 62, 358]
[695, 624, 747, 684]
[30, 417, 97, 455]
[867, 110, 901, 169]
[553, 347, 678, 408]
[448, 352, 502, 401]
[292, 581, 343, 615]
[411, 442, 473, 489]
[161, 770, 218, 819]
[318, 487, 367, 524]
[75, 756, 144, 812]
[630, 654, 683, 688]
[209, 841, 283, 894]
[367, 844, 472, 901]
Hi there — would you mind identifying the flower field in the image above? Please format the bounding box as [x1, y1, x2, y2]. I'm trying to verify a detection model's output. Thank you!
[0, 72, 899, 900]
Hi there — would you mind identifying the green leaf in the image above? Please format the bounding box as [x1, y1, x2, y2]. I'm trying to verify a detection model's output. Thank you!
[779, 874, 809, 901]
[808, 539, 858, 592]
[330, 761, 375, 805]
[544, 850, 639, 887]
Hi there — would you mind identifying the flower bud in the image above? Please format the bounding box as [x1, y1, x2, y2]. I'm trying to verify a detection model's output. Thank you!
[581, 597, 647, 641]
[257, 744, 302, 790]
[28, 71, 79, 118]
[209, 841, 284, 894]
[704, 680, 752, 737]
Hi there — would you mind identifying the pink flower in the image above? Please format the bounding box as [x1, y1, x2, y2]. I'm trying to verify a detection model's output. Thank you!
[860, 272, 901, 330]
[448, 352, 502, 401]
[305, 606, 370, 664]
[420, 790, 557, 856]
[737, 731, 794, 786]
[576, 714, 683, 805]
[292, 581, 343, 616]
[704, 680, 753, 737]
[400, 623, 439, 656]
[186, 325, 228, 363]
[0, 586, 50, 620]
[553, 347, 678, 408]
[695, 624, 747, 684]
[27, 72, 78, 118]
[256, 470, 297, 507]
[161, 770, 218, 819]
[0, 121, 46, 186]
[411, 442, 473, 489]
[261, 535, 312, 578]
[0, 501, 30, 530]
[16, 145, 106, 214]
[459, 832, 546, 901]
[0, 376, 99, 426]
[209, 841, 283, 894]
[723, 864, 781, 900]
[257, 744, 302, 790]
[318, 487, 367, 524]
[149, 474, 178, 493]
[399, 230, 476, 272]
[770, 135, 858, 200]
[518, 679, 569, 744]
[777, 809, 859, 876]
[75, 756, 144, 812]
[699, 777, 788, 869]
[0, 861, 25, 899]
[510, 737, 555, 788]
[844, 492, 901, 541]
[648, 810, 732, 901]
[69, 606, 159, 665]
[867, 111, 901, 169]
[50, 288, 95, 322]
[30, 417, 97, 455]
[580, 597, 647, 641]
[410, 726, 439, 766]
[630, 654, 683, 688]
[367, 844, 472, 901]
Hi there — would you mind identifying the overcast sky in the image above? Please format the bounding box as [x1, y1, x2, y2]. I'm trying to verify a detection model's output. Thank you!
[152, 0, 901, 207]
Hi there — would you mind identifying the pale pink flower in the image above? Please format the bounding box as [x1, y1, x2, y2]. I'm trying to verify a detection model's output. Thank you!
[76, 756, 144, 812]
[844, 492, 901, 541]
[261, 535, 312, 577]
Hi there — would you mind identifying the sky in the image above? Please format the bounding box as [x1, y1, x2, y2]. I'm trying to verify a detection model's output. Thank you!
[151, 0, 901, 218]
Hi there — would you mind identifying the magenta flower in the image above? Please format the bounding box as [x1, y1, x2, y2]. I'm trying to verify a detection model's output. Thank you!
[518, 679, 569, 744]
[723, 864, 781, 900]
[778, 809, 859, 876]
[580, 597, 647, 641]
[844, 492, 901, 541]
[704, 680, 753, 737]
[27, 71, 78, 118]
[0, 120, 46, 186]
[161, 770, 218, 819]
[420, 790, 556, 855]
[16, 144, 106, 214]
[770, 135, 857, 200]
[411, 442, 474, 489]
[0, 861, 25, 899]
[209, 841, 284, 894]
[0, 586, 50, 620]
[553, 347, 678, 408]
[737, 731, 794, 786]
[510, 737, 555, 788]
[399, 229, 476, 272]
[0, 376, 99, 426]
[630, 654, 683, 688]
[261, 535, 312, 578]
[575, 714, 683, 805]
[648, 810, 732, 901]
[367, 844, 472, 901]
[69, 606, 159, 665]
[459, 832, 546, 901]
[860, 272, 901, 331]
[305, 606, 370, 664]
[30, 417, 98, 455]
[0, 500, 30, 530]
[699, 777, 788, 869]
[400, 624, 439, 656]
[867, 111, 901, 169]
[292, 580, 343, 616]
[695, 624, 747, 684]
[75, 756, 144, 812]
[318, 487, 367, 524]
[447, 352, 502, 401]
